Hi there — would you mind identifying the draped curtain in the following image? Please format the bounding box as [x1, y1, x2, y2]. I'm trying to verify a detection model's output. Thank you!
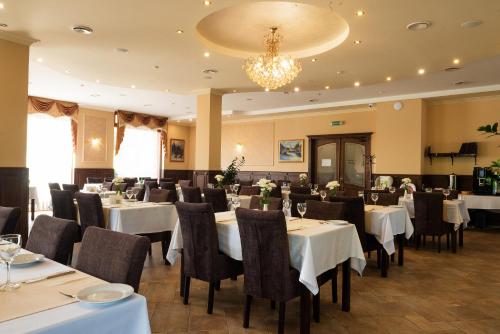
[115, 110, 168, 155]
[28, 96, 79, 152]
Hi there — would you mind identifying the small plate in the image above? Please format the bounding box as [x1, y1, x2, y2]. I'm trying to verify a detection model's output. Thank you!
[12, 253, 45, 266]
[326, 220, 350, 225]
[76, 283, 133, 304]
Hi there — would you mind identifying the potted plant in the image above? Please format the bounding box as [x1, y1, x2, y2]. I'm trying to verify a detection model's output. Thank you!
[256, 178, 277, 211]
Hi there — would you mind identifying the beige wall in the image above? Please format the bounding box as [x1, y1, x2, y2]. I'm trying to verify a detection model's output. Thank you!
[164, 123, 194, 170]
[0, 39, 29, 167]
[195, 93, 222, 170]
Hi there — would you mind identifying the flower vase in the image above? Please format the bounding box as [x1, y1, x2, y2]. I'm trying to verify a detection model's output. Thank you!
[262, 204, 269, 211]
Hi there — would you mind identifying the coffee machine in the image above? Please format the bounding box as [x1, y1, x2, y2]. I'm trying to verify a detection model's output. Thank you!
[472, 167, 494, 195]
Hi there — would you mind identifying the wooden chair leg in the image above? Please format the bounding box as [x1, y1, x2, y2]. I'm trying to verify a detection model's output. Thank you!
[415, 234, 419, 250]
[207, 282, 215, 314]
[243, 295, 252, 328]
[278, 302, 286, 334]
[148, 245, 152, 256]
[270, 300, 276, 309]
[390, 254, 395, 263]
[300, 291, 311, 334]
[438, 235, 441, 253]
[183, 276, 191, 305]
[332, 267, 338, 303]
[313, 293, 320, 323]
[446, 233, 450, 249]
[215, 281, 221, 291]
[423, 234, 426, 246]
[180, 251, 185, 297]
[376, 248, 381, 268]
[367, 251, 371, 258]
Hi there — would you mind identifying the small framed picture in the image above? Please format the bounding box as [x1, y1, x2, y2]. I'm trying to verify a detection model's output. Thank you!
[279, 139, 304, 162]
[170, 139, 185, 162]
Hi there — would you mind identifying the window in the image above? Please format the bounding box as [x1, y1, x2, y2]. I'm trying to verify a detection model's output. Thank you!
[27, 113, 73, 210]
[114, 126, 160, 178]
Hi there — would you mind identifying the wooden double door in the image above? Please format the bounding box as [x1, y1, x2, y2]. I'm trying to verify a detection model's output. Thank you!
[308, 133, 371, 192]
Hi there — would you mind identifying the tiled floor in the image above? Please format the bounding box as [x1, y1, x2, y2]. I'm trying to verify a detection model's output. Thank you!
[139, 229, 500, 334]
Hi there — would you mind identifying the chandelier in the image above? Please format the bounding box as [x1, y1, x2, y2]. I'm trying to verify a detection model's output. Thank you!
[243, 27, 302, 90]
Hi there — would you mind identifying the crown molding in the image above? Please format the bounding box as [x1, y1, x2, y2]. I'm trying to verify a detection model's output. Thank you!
[0, 31, 38, 46]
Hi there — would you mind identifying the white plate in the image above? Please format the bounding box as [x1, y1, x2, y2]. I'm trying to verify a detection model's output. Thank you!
[12, 253, 45, 266]
[76, 283, 134, 304]
[326, 220, 350, 225]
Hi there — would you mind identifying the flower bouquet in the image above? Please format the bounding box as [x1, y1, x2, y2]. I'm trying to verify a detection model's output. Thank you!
[256, 178, 277, 210]
[326, 180, 340, 196]
[299, 173, 308, 187]
[400, 177, 415, 198]
[214, 174, 224, 189]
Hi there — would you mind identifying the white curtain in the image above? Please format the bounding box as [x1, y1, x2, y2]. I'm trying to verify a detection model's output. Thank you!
[114, 126, 160, 178]
[27, 113, 73, 210]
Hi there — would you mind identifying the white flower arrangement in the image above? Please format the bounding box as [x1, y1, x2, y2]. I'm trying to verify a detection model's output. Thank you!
[256, 178, 277, 192]
[401, 177, 412, 184]
[112, 177, 124, 184]
[400, 177, 416, 193]
[214, 174, 224, 182]
[299, 173, 308, 181]
[326, 180, 340, 190]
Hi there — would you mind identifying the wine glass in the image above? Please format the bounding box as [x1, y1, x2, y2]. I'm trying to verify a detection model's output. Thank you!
[389, 187, 396, 194]
[132, 187, 140, 201]
[231, 196, 241, 211]
[233, 184, 240, 194]
[319, 189, 327, 201]
[358, 191, 365, 203]
[297, 202, 307, 221]
[207, 183, 214, 189]
[283, 199, 292, 216]
[125, 189, 133, 201]
[0, 234, 22, 291]
[370, 193, 379, 206]
[443, 188, 451, 201]
[313, 184, 319, 194]
[425, 188, 433, 193]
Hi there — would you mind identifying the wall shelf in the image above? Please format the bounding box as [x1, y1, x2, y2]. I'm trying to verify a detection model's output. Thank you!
[425, 143, 478, 165]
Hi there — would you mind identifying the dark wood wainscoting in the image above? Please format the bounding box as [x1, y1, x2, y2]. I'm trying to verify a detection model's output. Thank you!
[74, 168, 114, 189]
[163, 170, 191, 183]
[0, 167, 29, 245]
[192, 170, 220, 189]
[372, 174, 423, 190]
[373, 173, 473, 191]
[237, 171, 303, 185]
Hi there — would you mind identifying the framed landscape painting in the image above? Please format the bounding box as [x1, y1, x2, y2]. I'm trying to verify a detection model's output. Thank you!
[279, 139, 304, 162]
[170, 139, 185, 162]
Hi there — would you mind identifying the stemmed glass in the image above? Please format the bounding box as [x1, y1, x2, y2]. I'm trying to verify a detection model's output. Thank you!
[371, 193, 379, 206]
[389, 187, 396, 194]
[132, 187, 140, 201]
[358, 191, 365, 204]
[297, 202, 307, 222]
[283, 199, 292, 216]
[125, 189, 133, 201]
[319, 190, 327, 201]
[313, 184, 319, 194]
[231, 196, 241, 211]
[0, 234, 22, 291]
[233, 184, 240, 195]
[443, 188, 451, 201]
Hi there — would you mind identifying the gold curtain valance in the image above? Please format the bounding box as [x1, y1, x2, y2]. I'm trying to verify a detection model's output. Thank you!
[115, 110, 168, 155]
[28, 96, 79, 152]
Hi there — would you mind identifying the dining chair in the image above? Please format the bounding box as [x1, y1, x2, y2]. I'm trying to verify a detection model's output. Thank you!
[159, 177, 174, 183]
[132, 186, 146, 201]
[203, 188, 229, 212]
[111, 182, 128, 192]
[290, 186, 311, 194]
[181, 187, 202, 203]
[26, 215, 79, 265]
[86, 177, 102, 183]
[235, 208, 309, 334]
[0, 206, 21, 235]
[414, 192, 449, 252]
[75, 192, 105, 236]
[61, 184, 80, 197]
[289, 193, 321, 217]
[175, 202, 243, 314]
[48, 182, 61, 190]
[75, 227, 150, 292]
[50, 189, 77, 221]
[237, 179, 253, 187]
[249, 195, 283, 210]
[102, 181, 113, 190]
[239, 186, 260, 196]
[123, 177, 137, 189]
[365, 192, 400, 206]
[149, 188, 170, 203]
[178, 179, 192, 187]
[159, 181, 179, 202]
[270, 184, 282, 198]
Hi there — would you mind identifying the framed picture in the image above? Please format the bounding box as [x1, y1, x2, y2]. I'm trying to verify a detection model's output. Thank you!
[170, 139, 185, 162]
[279, 139, 304, 162]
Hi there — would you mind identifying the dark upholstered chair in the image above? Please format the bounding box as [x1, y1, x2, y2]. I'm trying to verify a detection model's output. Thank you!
[203, 188, 229, 213]
[178, 179, 192, 187]
[432, 189, 459, 200]
[75, 193, 105, 236]
[48, 182, 61, 190]
[111, 182, 127, 192]
[123, 177, 137, 189]
[237, 179, 253, 187]
[62, 184, 80, 196]
[176, 202, 243, 314]
[160, 178, 173, 183]
[102, 181, 113, 190]
[86, 177, 102, 183]
[75, 227, 150, 292]
[414, 192, 449, 252]
[159, 181, 179, 203]
[304, 200, 345, 220]
[181, 187, 202, 203]
[239, 186, 260, 196]
[289, 193, 321, 217]
[235, 208, 308, 333]
[149, 188, 170, 203]
[270, 184, 282, 198]
[132, 186, 146, 201]
[143, 180, 159, 201]
[26, 215, 79, 265]
[51, 189, 77, 221]
[249, 196, 283, 211]
[290, 186, 310, 194]
[365, 192, 400, 206]
[0, 206, 21, 235]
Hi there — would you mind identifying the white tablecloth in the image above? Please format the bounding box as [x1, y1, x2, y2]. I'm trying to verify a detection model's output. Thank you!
[0, 252, 151, 334]
[167, 211, 366, 295]
[82, 183, 102, 193]
[399, 198, 470, 230]
[364, 205, 414, 255]
[458, 194, 500, 210]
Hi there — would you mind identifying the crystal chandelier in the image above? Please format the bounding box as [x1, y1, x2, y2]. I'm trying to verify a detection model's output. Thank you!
[243, 27, 302, 90]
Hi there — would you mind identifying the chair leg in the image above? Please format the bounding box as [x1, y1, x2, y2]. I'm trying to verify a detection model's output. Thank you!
[332, 267, 338, 303]
[243, 295, 252, 328]
[446, 233, 450, 250]
[180, 252, 185, 297]
[367, 251, 371, 258]
[313, 293, 320, 323]
[207, 282, 215, 314]
[423, 234, 426, 246]
[183, 276, 191, 305]
[215, 281, 221, 291]
[390, 254, 395, 263]
[278, 302, 286, 334]
[270, 300, 276, 310]
[438, 235, 441, 253]
[415, 234, 419, 250]
[148, 245, 152, 256]
[376, 248, 381, 268]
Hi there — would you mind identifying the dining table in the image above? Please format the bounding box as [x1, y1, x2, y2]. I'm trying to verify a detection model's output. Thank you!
[0, 250, 151, 334]
[175, 186, 252, 209]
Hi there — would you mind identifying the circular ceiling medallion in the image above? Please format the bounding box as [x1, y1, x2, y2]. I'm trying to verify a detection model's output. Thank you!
[196, 1, 349, 59]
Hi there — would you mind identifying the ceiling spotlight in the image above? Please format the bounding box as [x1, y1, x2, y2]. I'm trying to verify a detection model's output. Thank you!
[294, 87, 300, 92]
[356, 10, 365, 16]
[445, 67, 461, 72]
[115, 48, 129, 53]
[311, 58, 317, 62]
[324, 85, 330, 90]
[0, 23, 7, 28]
[354, 40, 362, 45]
[354, 81, 360, 87]
[204, 51, 210, 58]
[461, 20, 482, 28]
[36, 57, 43, 63]
[176, 29, 184, 34]
[453, 58, 460, 65]
[386, 76, 392, 81]
[164, 89, 169, 92]
[0, 3, 4, 9]
[418, 68, 426, 75]
[72, 25, 93, 35]
[130, 84, 136, 89]
[203, 0, 211, 5]
[406, 21, 431, 31]
[202, 68, 218, 74]
[153, 65, 160, 69]
[64, 70, 70, 74]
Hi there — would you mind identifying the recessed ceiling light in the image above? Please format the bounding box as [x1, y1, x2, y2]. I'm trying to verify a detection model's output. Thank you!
[356, 10, 365, 16]
[461, 20, 482, 28]
[418, 68, 426, 75]
[0, 23, 7, 28]
[36, 57, 43, 63]
[386, 76, 392, 82]
[246, 98, 253, 101]
[311, 58, 317, 62]
[171, 102, 175, 105]
[144, 104, 152, 107]
[265, 88, 270, 92]
[130, 84, 136, 88]
[115, 48, 129, 53]
[64, 70, 70, 74]
[204, 0, 211, 6]
[406, 21, 431, 31]
[80, 84, 85, 87]
[0, 3, 4, 9]
[164, 89, 169, 92]
[294, 87, 300, 92]
[204, 51, 210, 58]
[354, 40, 362, 45]
[445, 66, 461, 72]
[72, 25, 93, 35]
[202, 69, 218, 74]
[96, 79, 100, 83]
[324, 85, 330, 90]
[354, 81, 360, 87]
[453, 58, 460, 65]
[176, 29, 184, 34]
[153, 65, 160, 69]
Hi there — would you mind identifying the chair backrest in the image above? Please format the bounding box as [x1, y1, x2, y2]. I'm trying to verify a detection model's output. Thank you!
[175, 202, 221, 282]
[102, 181, 113, 191]
[26, 215, 79, 264]
[181, 187, 202, 203]
[123, 178, 137, 188]
[330, 196, 367, 250]
[237, 179, 253, 187]
[111, 183, 127, 192]
[239, 186, 260, 196]
[133, 186, 146, 201]
[50, 189, 77, 221]
[75, 192, 105, 236]
[203, 188, 228, 213]
[303, 200, 345, 220]
[48, 182, 61, 190]
[75, 227, 150, 292]
[289, 193, 321, 217]
[0, 206, 21, 235]
[249, 196, 283, 210]
[365, 192, 400, 206]
[86, 177, 102, 183]
[149, 188, 170, 203]
[178, 179, 192, 187]
[270, 184, 282, 198]
[159, 181, 178, 202]
[62, 184, 80, 196]
[414, 192, 447, 236]
[159, 178, 173, 183]
[235, 208, 295, 301]
[290, 186, 310, 194]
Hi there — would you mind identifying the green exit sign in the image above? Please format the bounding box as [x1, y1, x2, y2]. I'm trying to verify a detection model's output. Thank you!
[331, 120, 345, 126]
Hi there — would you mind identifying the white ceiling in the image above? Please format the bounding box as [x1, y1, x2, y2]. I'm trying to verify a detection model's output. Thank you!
[1, 0, 499, 120]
